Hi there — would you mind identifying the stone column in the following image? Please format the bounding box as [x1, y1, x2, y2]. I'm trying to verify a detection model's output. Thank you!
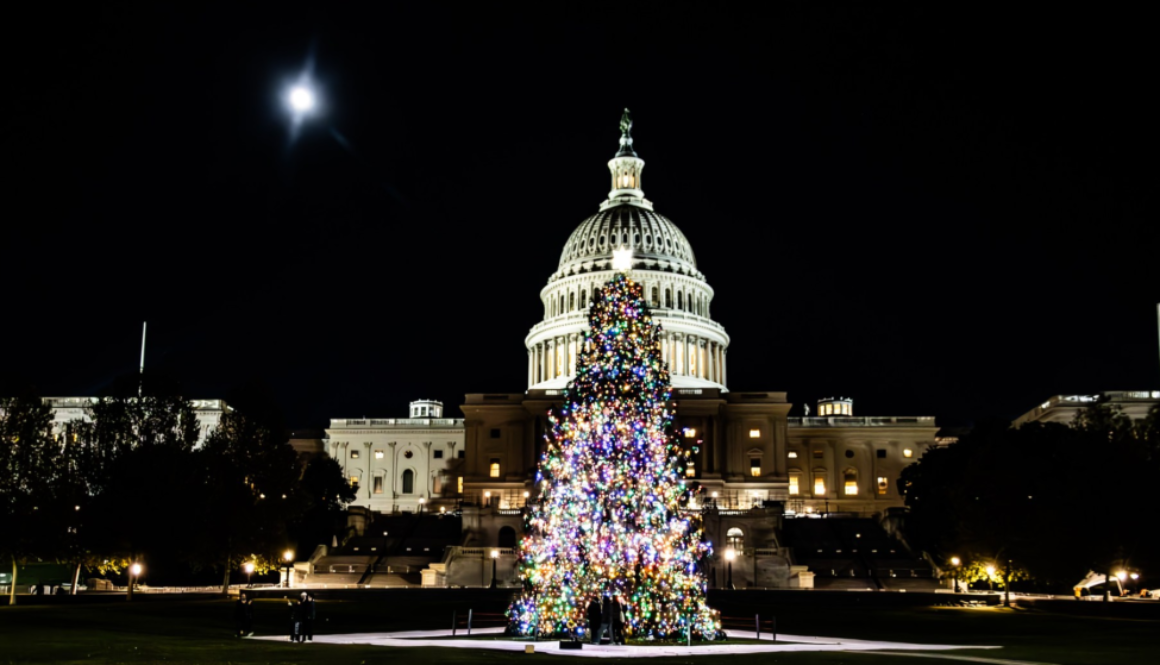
[707, 342, 715, 383]
[388, 442, 397, 500]
[364, 442, 373, 498]
[422, 442, 433, 496]
[569, 334, 578, 375]
[722, 348, 727, 387]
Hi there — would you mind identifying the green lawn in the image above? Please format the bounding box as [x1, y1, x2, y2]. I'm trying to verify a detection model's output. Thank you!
[0, 594, 1153, 664]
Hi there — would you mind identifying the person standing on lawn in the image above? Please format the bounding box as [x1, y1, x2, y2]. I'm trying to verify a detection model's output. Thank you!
[586, 596, 602, 642]
[300, 592, 316, 642]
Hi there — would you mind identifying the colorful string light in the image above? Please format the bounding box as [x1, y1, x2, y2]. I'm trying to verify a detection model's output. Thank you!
[508, 273, 719, 640]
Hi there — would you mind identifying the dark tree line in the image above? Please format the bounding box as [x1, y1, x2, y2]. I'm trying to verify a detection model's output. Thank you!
[900, 402, 1160, 596]
[0, 376, 353, 603]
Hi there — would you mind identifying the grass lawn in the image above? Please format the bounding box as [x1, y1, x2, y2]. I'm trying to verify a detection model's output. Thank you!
[0, 593, 1154, 664]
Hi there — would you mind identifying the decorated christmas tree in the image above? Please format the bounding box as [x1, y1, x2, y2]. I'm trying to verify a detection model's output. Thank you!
[508, 266, 719, 641]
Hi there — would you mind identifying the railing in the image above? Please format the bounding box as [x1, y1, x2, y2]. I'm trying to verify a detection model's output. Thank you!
[330, 418, 464, 428]
[788, 416, 936, 427]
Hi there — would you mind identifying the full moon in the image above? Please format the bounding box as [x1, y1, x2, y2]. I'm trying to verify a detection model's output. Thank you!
[289, 86, 315, 112]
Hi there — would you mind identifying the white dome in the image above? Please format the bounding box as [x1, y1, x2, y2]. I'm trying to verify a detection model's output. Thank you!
[526, 110, 730, 392]
[555, 205, 700, 280]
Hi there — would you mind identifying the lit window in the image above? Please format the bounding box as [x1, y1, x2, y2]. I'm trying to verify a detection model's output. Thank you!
[750, 458, 761, 477]
[686, 461, 696, 478]
[844, 472, 858, 496]
[374, 450, 384, 459]
[789, 473, 800, 495]
[683, 427, 697, 437]
[749, 429, 761, 438]
[490, 459, 501, 478]
[813, 449, 824, 459]
[373, 476, 384, 494]
[350, 475, 360, 487]
[788, 451, 798, 459]
[903, 448, 913, 458]
[814, 475, 826, 496]
[350, 450, 360, 459]
[821, 404, 830, 416]
[877, 477, 889, 495]
[458, 476, 464, 494]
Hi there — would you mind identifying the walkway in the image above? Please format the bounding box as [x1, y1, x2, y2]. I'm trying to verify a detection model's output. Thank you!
[254, 626, 1017, 660]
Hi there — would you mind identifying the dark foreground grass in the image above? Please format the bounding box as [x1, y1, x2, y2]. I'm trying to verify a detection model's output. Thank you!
[0, 593, 1154, 665]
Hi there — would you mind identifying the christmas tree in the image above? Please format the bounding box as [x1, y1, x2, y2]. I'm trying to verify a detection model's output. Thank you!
[508, 269, 719, 641]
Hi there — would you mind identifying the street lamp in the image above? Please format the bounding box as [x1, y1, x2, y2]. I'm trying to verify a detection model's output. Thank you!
[489, 549, 499, 590]
[725, 548, 736, 590]
[128, 562, 143, 602]
[484, 491, 492, 507]
[523, 491, 530, 507]
[243, 562, 255, 588]
[419, 497, 426, 514]
[950, 557, 961, 593]
[1130, 572, 1139, 595]
[283, 549, 295, 589]
[985, 565, 996, 593]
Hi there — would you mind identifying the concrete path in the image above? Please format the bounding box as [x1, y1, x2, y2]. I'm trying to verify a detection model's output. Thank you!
[255, 626, 1011, 659]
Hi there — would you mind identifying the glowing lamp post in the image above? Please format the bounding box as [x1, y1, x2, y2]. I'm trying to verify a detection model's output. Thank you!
[489, 549, 499, 590]
[523, 491, 530, 507]
[419, 497, 426, 515]
[950, 557, 961, 593]
[1130, 572, 1139, 595]
[725, 548, 736, 590]
[243, 562, 255, 588]
[484, 491, 492, 508]
[127, 562, 143, 602]
[283, 549, 295, 589]
[985, 565, 996, 593]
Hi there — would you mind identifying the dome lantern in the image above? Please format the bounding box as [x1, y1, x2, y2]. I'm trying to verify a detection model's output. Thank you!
[602, 109, 653, 211]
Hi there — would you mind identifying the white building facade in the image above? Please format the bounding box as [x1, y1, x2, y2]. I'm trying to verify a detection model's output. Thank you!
[325, 400, 465, 514]
[44, 396, 227, 447]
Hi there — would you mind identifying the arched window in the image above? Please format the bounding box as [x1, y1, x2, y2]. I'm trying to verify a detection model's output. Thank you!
[651, 286, 659, 306]
[580, 289, 587, 307]
[677, 292, 684, 310]
[813, 469, 827, 496]
[568, 292, 575, 311]
[499, 526, 517, 548]
[665, 289, 672, 308]
[843, 470, 858, 496]
[402, 469, 415, 494]
[727, 527, 745, 553]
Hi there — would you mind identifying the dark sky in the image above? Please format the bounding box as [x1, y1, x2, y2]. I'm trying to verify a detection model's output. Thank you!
[4, 3, 1157, 429]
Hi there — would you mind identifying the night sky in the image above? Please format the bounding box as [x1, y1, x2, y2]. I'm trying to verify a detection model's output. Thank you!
[4, 4, 1157, 430]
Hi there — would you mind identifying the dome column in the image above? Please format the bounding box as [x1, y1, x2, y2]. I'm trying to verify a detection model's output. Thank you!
[568, 334, 578, 375]
[708, 342, 715, 383]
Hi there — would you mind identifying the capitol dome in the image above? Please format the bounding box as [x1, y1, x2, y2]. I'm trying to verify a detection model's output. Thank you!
[554, 206, 701, 281]
[526, 110, 730, 392]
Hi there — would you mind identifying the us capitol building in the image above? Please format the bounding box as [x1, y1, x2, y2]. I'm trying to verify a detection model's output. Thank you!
[323, 112, 950, 587]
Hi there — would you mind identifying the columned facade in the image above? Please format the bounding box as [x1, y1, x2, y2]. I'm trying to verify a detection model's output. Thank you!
[525, 112, 729, 392]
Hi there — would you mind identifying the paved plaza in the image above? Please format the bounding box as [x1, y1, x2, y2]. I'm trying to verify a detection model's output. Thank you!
[254, 626, 1011, 660]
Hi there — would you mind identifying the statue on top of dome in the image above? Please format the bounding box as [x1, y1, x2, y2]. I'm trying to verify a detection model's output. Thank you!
[619, 108, 633, 137]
